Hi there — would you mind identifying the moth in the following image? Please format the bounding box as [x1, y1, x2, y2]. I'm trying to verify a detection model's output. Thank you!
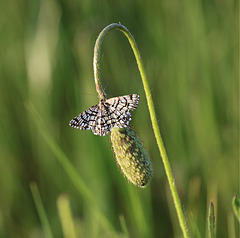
[69, 94, 140, 136]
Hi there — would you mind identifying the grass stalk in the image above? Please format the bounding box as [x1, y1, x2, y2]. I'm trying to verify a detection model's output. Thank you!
[208, 202, 216, 238]
[127, 186, 151, 237]
[57, 194, 77, 238]
[119, 215, 129, 238]
[30, 182, 54, 238]
[227, 212, 236, 238]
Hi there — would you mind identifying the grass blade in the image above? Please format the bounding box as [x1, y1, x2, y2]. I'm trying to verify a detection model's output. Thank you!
[57, 194, 77, 238]
[119, 215, 129, 238]
[228, 212, 236, 238]
[30, 182, 54, 238]
[127, 186, 151, 237]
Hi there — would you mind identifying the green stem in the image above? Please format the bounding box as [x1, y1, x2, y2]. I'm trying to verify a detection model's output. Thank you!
[93, 23, 190, 238]
[208, 202, 216, 238]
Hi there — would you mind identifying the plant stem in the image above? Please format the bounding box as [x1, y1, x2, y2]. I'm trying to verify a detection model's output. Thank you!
[93, 23, 190, 238]
[208, 202, 216, 238]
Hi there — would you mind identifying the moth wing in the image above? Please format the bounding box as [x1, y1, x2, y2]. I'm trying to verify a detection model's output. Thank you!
[69, 104, 99, 130]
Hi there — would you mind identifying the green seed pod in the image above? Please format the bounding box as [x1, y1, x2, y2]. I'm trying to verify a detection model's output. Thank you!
[110, 127, 153, 187]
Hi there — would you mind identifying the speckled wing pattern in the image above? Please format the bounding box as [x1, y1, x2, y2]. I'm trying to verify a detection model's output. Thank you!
[69, 94, 140, 136]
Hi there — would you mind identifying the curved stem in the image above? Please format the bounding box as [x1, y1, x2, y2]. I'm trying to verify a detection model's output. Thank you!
[93, 23, 190, 238]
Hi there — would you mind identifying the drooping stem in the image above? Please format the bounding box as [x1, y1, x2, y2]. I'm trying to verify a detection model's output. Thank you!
[93, 26, 109, 100]
[93, 23, 190, 238]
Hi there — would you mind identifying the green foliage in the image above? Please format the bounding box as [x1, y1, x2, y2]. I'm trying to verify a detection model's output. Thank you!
[0, 0, 237, 237]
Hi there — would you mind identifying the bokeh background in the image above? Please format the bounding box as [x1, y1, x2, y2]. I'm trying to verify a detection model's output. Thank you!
[0, 0, 238, 237]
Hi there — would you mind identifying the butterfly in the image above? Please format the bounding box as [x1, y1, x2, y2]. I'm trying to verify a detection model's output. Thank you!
[69, 94, 140, 136]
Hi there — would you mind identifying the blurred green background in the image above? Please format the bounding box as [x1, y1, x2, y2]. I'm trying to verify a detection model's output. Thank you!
[0, 0, 238, 237]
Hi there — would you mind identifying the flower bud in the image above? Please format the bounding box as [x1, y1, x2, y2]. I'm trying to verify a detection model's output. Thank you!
[110, 127, 153, 187]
